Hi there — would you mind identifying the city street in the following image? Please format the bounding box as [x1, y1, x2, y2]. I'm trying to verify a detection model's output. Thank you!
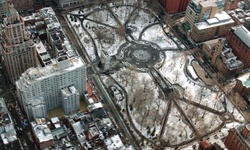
[9, 107, 36, 150]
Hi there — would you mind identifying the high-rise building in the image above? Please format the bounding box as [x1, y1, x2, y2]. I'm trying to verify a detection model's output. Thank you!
[226, 25, 250, 68]
[0, 0, 9, 17]
[16, 56, 87, 121]
[184, 0, 225, 30]
[158, 0, 190, 14]
[1, 3, 37, 83]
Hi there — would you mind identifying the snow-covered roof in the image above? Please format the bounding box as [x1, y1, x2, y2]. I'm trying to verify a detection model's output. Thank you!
[31, 120, 54, 143]
[195, 11, 234, 30]
[51, 117, 59, 124]
[105, 135, 124, 150]
[87, 102, 103, 112]
[17, 56, 85, 85]
[237, 72, 250, 88]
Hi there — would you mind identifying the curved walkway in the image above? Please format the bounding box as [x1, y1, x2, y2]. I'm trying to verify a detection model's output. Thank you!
[66, 2, 237, 149]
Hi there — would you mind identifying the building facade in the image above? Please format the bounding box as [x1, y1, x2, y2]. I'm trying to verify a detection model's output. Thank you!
[16, 56, 87, 121]
[12, 0, 34, 11]
[158, 0, 190, 14]
[226, 25, 250, 68]
[1, 3, 37, 83]
[57, 0, 86, 8]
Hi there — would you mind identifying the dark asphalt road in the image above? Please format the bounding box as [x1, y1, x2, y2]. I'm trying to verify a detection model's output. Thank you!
[10, 107, 36, 150]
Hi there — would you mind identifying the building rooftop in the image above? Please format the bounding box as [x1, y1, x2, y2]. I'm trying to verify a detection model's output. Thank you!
[87, 102, 103, 112]
[228, 9, 250, 24]
[237, 72, 250, 88]
[195, 11, 234, 30]
[40, 7, 76, 58]
[105, 135, 124, 150]
[31, 118, 54, 143]
[0, 98, 17, 145]
[61, 85, 78, 96]
[16, 56, 85, 87]
[221, 45, 243, 70]
[200, 0, 217, 8]
[232, 25, 250, 48]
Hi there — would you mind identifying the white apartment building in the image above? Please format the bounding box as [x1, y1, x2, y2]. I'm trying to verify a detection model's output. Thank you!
[1, 3, 37, 83]
[16, 56, 87, 121]
[61, 85, 80, 115]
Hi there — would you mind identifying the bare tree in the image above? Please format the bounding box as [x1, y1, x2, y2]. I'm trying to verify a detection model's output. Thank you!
[119, 70, 131, 86]
[133, 86, 144, 110]
[173, 70, 180, 82]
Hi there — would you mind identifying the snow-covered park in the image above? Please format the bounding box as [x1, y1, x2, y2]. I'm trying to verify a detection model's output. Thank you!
[66, 0, 244, 149]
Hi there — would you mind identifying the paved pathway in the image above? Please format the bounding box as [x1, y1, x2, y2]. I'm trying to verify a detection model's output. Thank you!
[64, 1, 242, 149]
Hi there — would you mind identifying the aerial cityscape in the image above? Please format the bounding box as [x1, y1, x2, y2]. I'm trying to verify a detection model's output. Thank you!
[1, 0, 250, 149]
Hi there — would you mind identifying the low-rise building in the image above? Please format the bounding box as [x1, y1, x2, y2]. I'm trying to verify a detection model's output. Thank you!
[31, 118, 54, 150]
[40, 7, 77, 58]
[67, 101, 124, 149]
[0, 98, 17, 147]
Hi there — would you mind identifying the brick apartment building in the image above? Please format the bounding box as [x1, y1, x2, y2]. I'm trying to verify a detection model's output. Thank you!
[11, 0, 34, 11]
[202, 38, 243, 79]
[226, 25, 250, 68]
[224, 125, 250, 150]
[198, 140, 222, 150]
[157, 0, 190, 14]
